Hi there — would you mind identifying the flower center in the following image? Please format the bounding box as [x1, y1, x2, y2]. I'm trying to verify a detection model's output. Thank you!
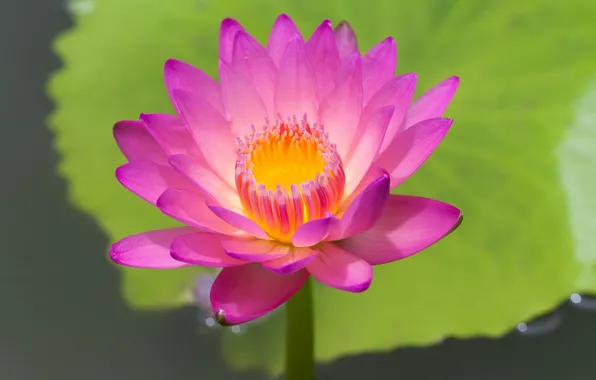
[235, 116, 345, 243]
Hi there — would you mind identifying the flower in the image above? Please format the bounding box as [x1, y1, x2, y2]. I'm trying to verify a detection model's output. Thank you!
[109, 14, 462, 326]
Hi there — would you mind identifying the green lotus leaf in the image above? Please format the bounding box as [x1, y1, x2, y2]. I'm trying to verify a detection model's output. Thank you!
[50, 0, 596, 375]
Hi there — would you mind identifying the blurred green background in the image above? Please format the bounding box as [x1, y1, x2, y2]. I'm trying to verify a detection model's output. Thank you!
[4, 0, 596, 379]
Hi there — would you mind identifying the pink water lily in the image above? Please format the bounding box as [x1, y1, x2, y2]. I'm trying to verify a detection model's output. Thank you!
[109, 14, 462, 326]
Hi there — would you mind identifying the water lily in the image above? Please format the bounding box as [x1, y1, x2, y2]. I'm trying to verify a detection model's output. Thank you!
[109, 14, 462, 326]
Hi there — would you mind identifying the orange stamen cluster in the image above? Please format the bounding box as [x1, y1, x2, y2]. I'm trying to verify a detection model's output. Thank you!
[235, 116, 345, 243]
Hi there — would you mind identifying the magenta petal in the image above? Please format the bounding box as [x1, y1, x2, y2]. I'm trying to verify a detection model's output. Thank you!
[340, 195, 462, 265]
[220, 237, 288, 262]
[109, 228, 195, 269]
[306, 20, 340, 99]
[219, 61, 269, 137]
[139, 113, 200, 157]
[307, 243, 372, 292]
[171, 89, 235, 183]
[115, 161, 194, 205]
[164, 59, 224, 114]
[219, 18, 244, 63]
[267, 14, 301, 67]
[344, 105, 394, 197]
[377, 118, 453, 188]
[274, 36, 318, 120]
[333, 21, 358, 60]
[327, 171, 390, 241]
[156, 188, 239, 235]
[338, 163, 386, 211]
[291, 214, 333, 247]
[405, 76, 459, 129]
[232, 31, 277, 114]
[170, 232, 245, 267]
[168, 154, 242, 213]
[211, 264, 309, 325]
[362, 37, 397, 104]
[207, 204, 271, 240]
[319, 52, 363, 159]
[262, 247, 319, 274]
[113, 120, 166, 164]
[363, 73, 417, 155]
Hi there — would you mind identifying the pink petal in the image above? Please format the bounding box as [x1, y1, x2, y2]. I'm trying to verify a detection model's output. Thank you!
[333, 21, 358, 60]
[291, 214, 333, 247]
[262, 246, 319, 274]
[168, 154, 242, 213]
[232, 31, 277, 115]
[306, 243, 372, 292]
[405, 76, 459, 129]
[220, 237, 288, 261]
[274, 35, 318, 120]
[327, 170, 390, 241]
[113, 120, 166, 164]
[219, 60, 269, 137]
[109, 228, 196, 269]
[139, 113, 200, 157]
[170, 89, 236, 185]
[306, 20, 341, 100]
[343, 105, 394, 197]
[267, 14, 301, 67]
[339, 195, 462, 265]
[362, 37, 397, 104]
[115, 161, 194, 205]
[211, 264, 309, 325]
[164, 59, 224, 114]
[363, 73, 417, 155]
[219, 18, 244, 64]
[170, 232, 245, 267]
[338, 163, 386, 211]
[156, 188, 240, 235]
[319, 52, 363, 159]
[207, 203, 270, 240]
[376, 118, 453, 188]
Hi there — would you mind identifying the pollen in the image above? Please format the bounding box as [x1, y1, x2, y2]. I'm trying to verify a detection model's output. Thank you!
[235, 115, 345, 243]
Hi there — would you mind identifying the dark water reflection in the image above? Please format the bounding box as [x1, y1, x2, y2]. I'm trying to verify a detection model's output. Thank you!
[3, 0, 596, 379]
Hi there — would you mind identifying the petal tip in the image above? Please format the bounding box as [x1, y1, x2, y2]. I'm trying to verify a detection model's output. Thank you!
[138, 112, 151, 124]
[114, 164, 128, 182]
[382, 36, 396, 46]
[276, 13, 293, 22]
[402, 72, 418, 82]
[163, 58, 179, 71]
[445, 211, 463, 237]
[214, 308, 234, 326]
[348, 279, 372, 293]
[113, 120, 141, 140]
[221, 18, 241, 29]
[335, 20, 354, 32]
[108, 244, 123, 265]
[441, 76, 460, 92]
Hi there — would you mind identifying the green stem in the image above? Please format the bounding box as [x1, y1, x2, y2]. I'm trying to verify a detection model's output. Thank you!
[285, 276, 314, 380]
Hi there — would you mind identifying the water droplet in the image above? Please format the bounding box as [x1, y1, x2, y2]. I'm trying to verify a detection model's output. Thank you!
[516, 310, 562, 336]
[196, 314, 220, 334]
[569, 293, 596, 310]
[205, 317, 216, 328]
[64, 0, 95, 15]
[230, 325, 245, 334]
